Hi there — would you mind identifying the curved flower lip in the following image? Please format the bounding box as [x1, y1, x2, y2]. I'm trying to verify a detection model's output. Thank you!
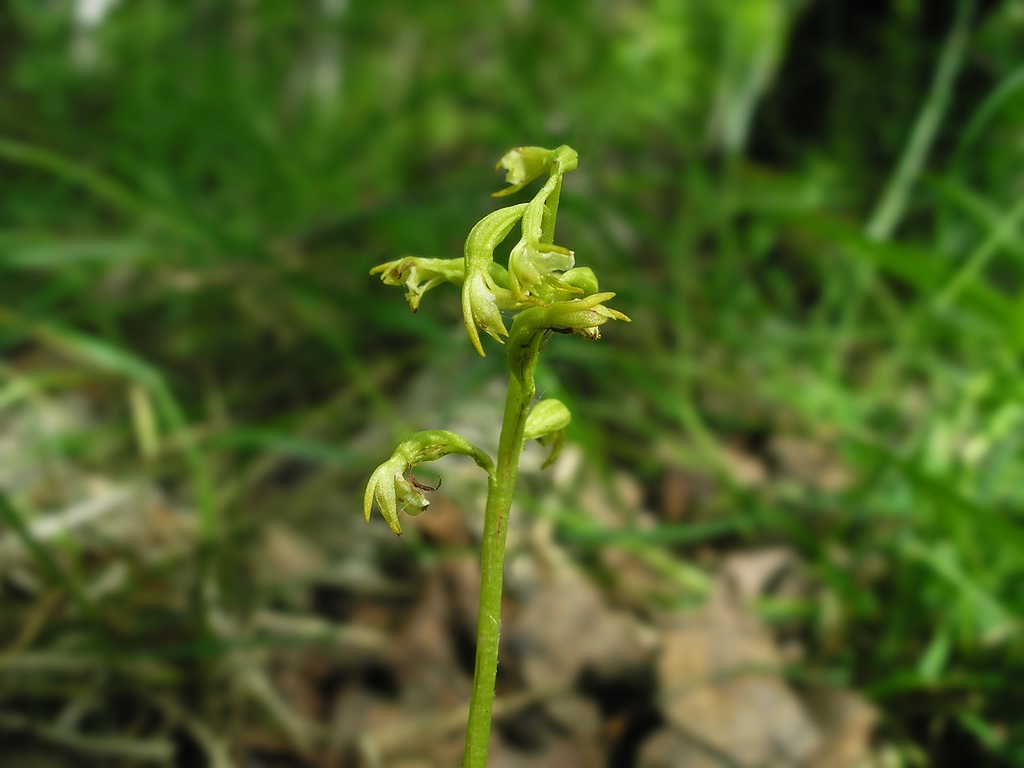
[364, 430, 494, 537]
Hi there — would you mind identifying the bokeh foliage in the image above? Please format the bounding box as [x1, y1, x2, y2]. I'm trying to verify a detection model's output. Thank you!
[2, 0, 1023, 765]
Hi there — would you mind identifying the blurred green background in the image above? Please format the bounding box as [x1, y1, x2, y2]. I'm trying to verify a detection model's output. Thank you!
[2, 0, 1023, 765]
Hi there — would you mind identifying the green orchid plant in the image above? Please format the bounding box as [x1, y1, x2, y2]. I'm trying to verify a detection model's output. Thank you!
[365, 145, 629, 767]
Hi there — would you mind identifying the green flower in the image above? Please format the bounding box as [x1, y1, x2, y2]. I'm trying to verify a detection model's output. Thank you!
[545, 291, 631, 339]
[504, 148, 582, 303]
[370, 256, 464, 312]
[364, 430, 493, 537]
[461, 203, 529, 357]
[508, 240, 576, 302]
[508, 292, 631, 383]
[493, 145, 579, 198]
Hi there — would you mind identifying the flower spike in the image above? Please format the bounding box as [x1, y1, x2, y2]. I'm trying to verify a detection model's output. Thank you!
[365, 146, 629, 765]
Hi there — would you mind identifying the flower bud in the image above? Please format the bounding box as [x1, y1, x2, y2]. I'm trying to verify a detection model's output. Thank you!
[523, 398, 572, 441]
[524, 398, 572, 469]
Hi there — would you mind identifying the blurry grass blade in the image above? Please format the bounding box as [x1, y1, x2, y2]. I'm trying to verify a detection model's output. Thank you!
[807, 214, 1019, 343]
[0, 236, 155, 269]
[0, 136, 207, 242]
[0, 712, 174, 763]
[559, 514, 756, 547]
[930, 178, 1024, 263]
[707, 0, 791, 153]
[129, 383, 161, 461]
[0, 589, 61, 660]
[864, 0, 974, 242]
[954, 64, 1024, 161]
[934, 193, 1024, 311]
[917, 627, 952, 683]
[904, 540, 1014, 641]
[25, 321, 219, 541]
[34, 323, 161, 387]
[0, 491, 98, 623]
[213, 428, 359, 464]
[856, 439, 1024, 553]
[956, 711, 1009, 755]
[801, 215, 946, 291]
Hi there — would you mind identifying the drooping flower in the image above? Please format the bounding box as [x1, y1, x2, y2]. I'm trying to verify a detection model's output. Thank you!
[369, 256, 464, 312]
[492, 145, 578, 198]
[364, 430, 493, 537]
[461, 203, 529, 356]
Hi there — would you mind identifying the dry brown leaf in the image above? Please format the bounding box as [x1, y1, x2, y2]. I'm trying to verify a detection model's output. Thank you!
[656, 581, 821, 766]
[490, 731, 605, 768]
[803, 688, 878, 768]
[635, 727, 721, 768]
[391, 568, 472, 708]
[541, 694, 603, 742]
[259, 522, 328, 584]
[722, 443, 769, 488]
[506, 550, 655, 690]
[720, 547, 800, 604]
[415, 495, 474, 547]
[769, 434, 852, 492]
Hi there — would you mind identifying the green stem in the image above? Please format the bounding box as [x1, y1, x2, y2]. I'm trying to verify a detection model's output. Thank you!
[463, 329, 543, 767]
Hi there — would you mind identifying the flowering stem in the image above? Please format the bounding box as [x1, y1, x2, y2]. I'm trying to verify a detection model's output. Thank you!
[365, 146, 629, 767]
[463, 323, 545, 767]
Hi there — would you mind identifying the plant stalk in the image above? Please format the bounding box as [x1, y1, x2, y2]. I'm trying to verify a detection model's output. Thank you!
[462, 354, 539, 766]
